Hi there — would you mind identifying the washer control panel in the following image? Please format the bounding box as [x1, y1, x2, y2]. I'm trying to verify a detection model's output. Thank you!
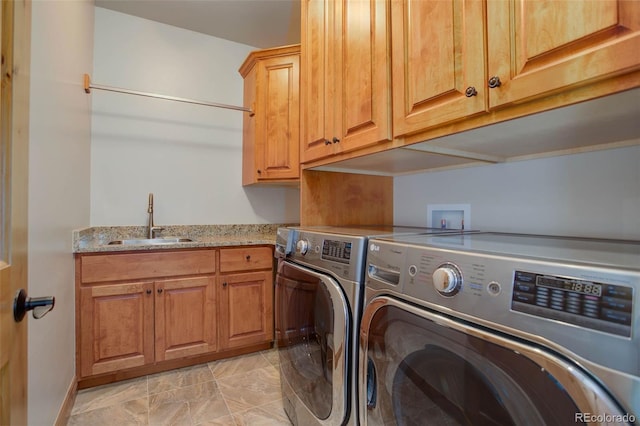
[288, 230, 366, 282]
[321, 239, 352, 264]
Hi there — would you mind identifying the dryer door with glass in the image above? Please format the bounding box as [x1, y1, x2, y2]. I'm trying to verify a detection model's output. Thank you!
[359, 296, 631, 426]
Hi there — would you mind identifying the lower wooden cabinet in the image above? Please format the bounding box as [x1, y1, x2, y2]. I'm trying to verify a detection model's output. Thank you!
[219, 271, 273, 350]
[219, 246, 275, 350]
[79, 281, 155, 377]
[154, 276, 217, 362]
[75, 246, 274, 385]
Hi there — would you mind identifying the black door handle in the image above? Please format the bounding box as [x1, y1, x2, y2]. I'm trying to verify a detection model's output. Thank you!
[13, 289, 55, 322]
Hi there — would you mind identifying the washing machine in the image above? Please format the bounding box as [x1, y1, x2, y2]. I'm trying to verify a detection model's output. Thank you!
[274, 226, 471, 425]
[360, 232, 639, 425]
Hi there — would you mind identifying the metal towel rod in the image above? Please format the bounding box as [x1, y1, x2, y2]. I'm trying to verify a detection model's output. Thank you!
[83, 74, 253, 115]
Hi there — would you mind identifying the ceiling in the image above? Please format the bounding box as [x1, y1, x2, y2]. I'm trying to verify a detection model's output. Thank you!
[94, 0, 301, 48]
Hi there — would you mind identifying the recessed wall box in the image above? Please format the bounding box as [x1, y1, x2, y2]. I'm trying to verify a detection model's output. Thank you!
[427, 204, 471, 230]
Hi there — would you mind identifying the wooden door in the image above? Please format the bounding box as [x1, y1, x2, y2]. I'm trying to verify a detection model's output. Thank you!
[255, 53, 300, 181]
[333, 0, 392, 154]
[79, 282, 155, 377]
[0, 0, 30, 423]
[487, 0, 640, 108]
[219, 271, 274, 350]
[391, 0, 486, 137]
[300, 0, 335, 162]
[155, 276, 217, 361]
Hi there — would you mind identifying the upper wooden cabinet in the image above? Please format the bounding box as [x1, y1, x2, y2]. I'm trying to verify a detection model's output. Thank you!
[486, 0, 640, 109]
[301, 0, 392, 163]
[391, 0, 487, 137]
[390, 0, 640, 139]
[391, 0, 640, 138]
[239, 45, 300, 185]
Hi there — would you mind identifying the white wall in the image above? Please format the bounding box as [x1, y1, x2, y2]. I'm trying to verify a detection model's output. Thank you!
[28, 0, 94, 424]
[91, 8, 300, 227]
[395, 144, 640, 240]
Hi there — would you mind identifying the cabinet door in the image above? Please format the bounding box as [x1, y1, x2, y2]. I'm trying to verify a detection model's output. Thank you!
[487, 0, 640, 108]
[333, 0, 392, 154]
[302, 0, 392, 163]
[391, 0, 487, 137]
[155, 276, 217, 361]
[301, 0, 336, 162]
[219, 271, 274, 350]
[255, 54, 300, 181]
[79, 282, 154, 377]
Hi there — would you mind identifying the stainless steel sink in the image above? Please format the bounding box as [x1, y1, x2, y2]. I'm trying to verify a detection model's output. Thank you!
[107, 237, 194, 246]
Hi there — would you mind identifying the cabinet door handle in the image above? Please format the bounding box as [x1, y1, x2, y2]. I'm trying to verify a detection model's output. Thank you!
[332, 137, 340, 144]
[146, 289, 152, 295]
[324, 139, 332, 146]
[257, 169, 262, 174]
[223, 282, 228, 287]
[465, 86, 478, 97]
[246, 255, 251, 261]
[157, 288, 163, 294]
[488, 76, 502, 88]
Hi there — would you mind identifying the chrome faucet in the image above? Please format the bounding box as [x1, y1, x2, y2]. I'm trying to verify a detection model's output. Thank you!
[147, 193, 164, 239]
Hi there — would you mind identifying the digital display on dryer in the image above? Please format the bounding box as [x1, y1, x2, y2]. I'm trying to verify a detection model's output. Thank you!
[537, 276, 603, 297]
[322, 239, 352, 264]
[511, 271, 633, 338]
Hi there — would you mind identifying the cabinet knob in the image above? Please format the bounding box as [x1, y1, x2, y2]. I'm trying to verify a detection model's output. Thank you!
[332, 137, 340, 144]
[246, 255, 251, 261]
[146, 289, 152, 295]
[257, 169, 262, 174]
[324, 139, 332, 146]
[488, 76, 502, 88]
[157, 288, 163, 294]
[223, 282, 228, 287]
[465, 86, 478, 97]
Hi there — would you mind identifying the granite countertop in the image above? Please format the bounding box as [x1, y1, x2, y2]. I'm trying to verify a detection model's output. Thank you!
[73, 224, 293, 253]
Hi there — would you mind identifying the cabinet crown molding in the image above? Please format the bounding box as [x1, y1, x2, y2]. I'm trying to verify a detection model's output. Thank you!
[238, 43, 301, 77]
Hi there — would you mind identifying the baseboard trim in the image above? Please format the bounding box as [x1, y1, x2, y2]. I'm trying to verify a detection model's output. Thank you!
[77, 342, 272, 389]
[54, 375, 77, 426]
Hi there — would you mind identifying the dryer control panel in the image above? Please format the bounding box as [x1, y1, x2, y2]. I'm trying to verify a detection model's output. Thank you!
[511, 271, 633, 337]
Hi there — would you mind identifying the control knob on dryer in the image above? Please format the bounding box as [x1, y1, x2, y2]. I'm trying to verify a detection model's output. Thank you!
[432, 263, 462, 296]
[296, 239, 309, 255]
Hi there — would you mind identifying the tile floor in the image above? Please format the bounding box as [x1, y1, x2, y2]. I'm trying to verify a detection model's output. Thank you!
[67, 349, 292, 426]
